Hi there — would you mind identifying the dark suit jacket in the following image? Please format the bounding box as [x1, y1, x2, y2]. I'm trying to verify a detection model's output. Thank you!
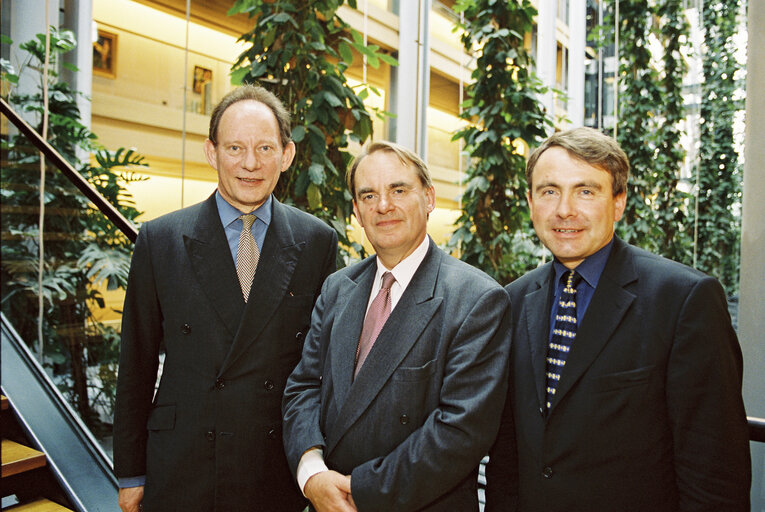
[113, 193, 337, 512]
[283, 238, 511, 512]
[486, 237, 751, 512]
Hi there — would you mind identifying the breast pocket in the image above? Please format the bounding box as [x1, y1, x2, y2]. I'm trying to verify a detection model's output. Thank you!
[392, 359, 437, 382]
[591, 365, 655, 393]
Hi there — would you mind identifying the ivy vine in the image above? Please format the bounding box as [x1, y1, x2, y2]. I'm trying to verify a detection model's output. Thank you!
[448, 0, 552, 284]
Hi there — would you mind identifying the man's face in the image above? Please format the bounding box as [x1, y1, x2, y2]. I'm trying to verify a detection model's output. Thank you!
[528, 146, 626, 269]
[352, 151, 435, 269]
[203, 100, 295, 213]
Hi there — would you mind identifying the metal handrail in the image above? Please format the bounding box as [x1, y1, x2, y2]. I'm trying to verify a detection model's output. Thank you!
[749, 416, 765, 443]
[1, 96, 138, 243]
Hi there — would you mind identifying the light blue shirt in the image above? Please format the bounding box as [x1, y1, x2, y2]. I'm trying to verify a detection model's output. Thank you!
[215, 191, 272, 264]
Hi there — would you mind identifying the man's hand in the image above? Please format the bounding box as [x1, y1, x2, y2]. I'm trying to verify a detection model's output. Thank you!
[118, 485, 144, 512]
[304, 470, 356, 512]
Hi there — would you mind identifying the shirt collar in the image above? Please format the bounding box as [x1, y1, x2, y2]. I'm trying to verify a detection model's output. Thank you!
[553, 237, 614, 289]
[215, 191, 273, 228]
[374, 235, 430, 292]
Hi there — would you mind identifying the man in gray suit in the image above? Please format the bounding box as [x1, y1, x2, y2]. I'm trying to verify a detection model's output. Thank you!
[283, 141, 511, 512]
[485, 127, 750, 511]
[114, 85, 337, 512]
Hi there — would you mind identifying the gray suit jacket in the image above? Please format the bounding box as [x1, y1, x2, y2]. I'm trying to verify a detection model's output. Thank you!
[485, 237, 751, 512]
[283, 238, 511, 512]
[114, 193, 337, 512]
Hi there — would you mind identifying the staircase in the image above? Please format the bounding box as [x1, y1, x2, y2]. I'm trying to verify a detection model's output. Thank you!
[1, 316, 120, 512]
[1, 396, 73, 511]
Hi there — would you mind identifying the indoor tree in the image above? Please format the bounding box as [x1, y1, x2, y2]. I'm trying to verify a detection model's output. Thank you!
[228, 0, 396, 263]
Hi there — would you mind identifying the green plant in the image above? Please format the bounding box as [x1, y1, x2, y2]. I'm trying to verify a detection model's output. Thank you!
[228, 0, 396, 264]
[448, 0, 552, 284]
[611, 0, 693, 264]
[1, 28, 146, 435]
[695, 0, 744, 295]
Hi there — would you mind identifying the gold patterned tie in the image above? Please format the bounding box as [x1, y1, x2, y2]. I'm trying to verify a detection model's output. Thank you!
[236, 214, 259, 302]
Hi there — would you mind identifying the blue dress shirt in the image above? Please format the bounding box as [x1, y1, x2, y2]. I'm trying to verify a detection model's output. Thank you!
[215, 191, 272, 264]
[548, 238, 614, 342]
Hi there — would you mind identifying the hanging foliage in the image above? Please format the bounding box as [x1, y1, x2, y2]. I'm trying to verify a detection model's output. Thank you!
[613, 0, 664, 251]
[695, 0, 744, 295]
[653, 0, 693, 264]
[612, 0, 692, 263]
[448, 0, 552, 285]
[229, 0, 397, 263]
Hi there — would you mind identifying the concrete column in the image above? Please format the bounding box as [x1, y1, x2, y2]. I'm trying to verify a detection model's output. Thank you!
[62, 0, 93, 132]
[389, 0, 430, 157]
[739, 0, 765, 508]
[536, 0, 557, 124]
[567, 0, 586, 127]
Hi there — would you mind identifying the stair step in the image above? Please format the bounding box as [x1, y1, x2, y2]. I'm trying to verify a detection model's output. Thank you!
[1, 439, 46, 477]
[1, 395, 8, 410]
[4, 498, 72, 511]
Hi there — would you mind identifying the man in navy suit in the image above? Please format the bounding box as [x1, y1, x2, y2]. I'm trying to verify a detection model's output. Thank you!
[283, 141, 511, 511]
[114, 85, 337, 512]
[485, 127, 751, 511]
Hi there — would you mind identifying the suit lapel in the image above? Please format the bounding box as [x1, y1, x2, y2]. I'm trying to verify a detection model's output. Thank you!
[549, 239, 638, 414]
[327, 242, 444, 453]
[184, 194, 244, 338]
[220, 199, 304, 373]
[522, 265, 555, 409]
[327, 261, 376, 413]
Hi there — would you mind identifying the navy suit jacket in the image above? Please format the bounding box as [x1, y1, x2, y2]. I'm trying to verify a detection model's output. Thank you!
[283, 238, 511, 511]
[486, 237, 751, 512]
[114, 193, 337, 512]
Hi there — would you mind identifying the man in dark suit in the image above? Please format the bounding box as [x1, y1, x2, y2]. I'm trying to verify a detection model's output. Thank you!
[113, 85, 337, 512]
[485, 127, 751, 511]
[282, 141, 511, 511]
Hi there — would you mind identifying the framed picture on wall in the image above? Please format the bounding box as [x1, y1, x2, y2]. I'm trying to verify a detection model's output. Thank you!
[93, 30, 117, 78]
[193, 65, 212, 94]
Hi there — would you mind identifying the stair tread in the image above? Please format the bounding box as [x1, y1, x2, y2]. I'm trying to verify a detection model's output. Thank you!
[4, 498, 72, 511]
[1, 439, 46, 477]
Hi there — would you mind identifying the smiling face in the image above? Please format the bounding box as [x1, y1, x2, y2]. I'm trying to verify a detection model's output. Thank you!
[203, 99, 295, 213]
[528, 146, 626, 269]
[352, 150, 435, 269]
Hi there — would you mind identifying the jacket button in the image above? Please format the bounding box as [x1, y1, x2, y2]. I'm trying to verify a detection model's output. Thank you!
[181, 324, 191, 334]
[399, 414, 409, 425]
[542, 466, 553, 479]
[215, 378, 225, 390]
[295, 331, 304, 342]
[266, 429, 277, 440]
[206, 431, 215, 441]
[264, 380, 274, 391]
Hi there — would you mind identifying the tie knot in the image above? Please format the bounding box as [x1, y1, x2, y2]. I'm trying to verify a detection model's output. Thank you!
[564, 270, 582, 289]
[239, 214, 256, 230]
[380, 271, 396, 291]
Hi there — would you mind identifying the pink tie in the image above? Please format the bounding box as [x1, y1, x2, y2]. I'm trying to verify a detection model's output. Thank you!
[354, 272, 396, 377]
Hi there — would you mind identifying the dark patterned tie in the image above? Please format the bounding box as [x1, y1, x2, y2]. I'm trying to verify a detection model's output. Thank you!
[545, 270, 582, 410]
[354, 272, 396, 377]
[236, 214, 259, 302]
